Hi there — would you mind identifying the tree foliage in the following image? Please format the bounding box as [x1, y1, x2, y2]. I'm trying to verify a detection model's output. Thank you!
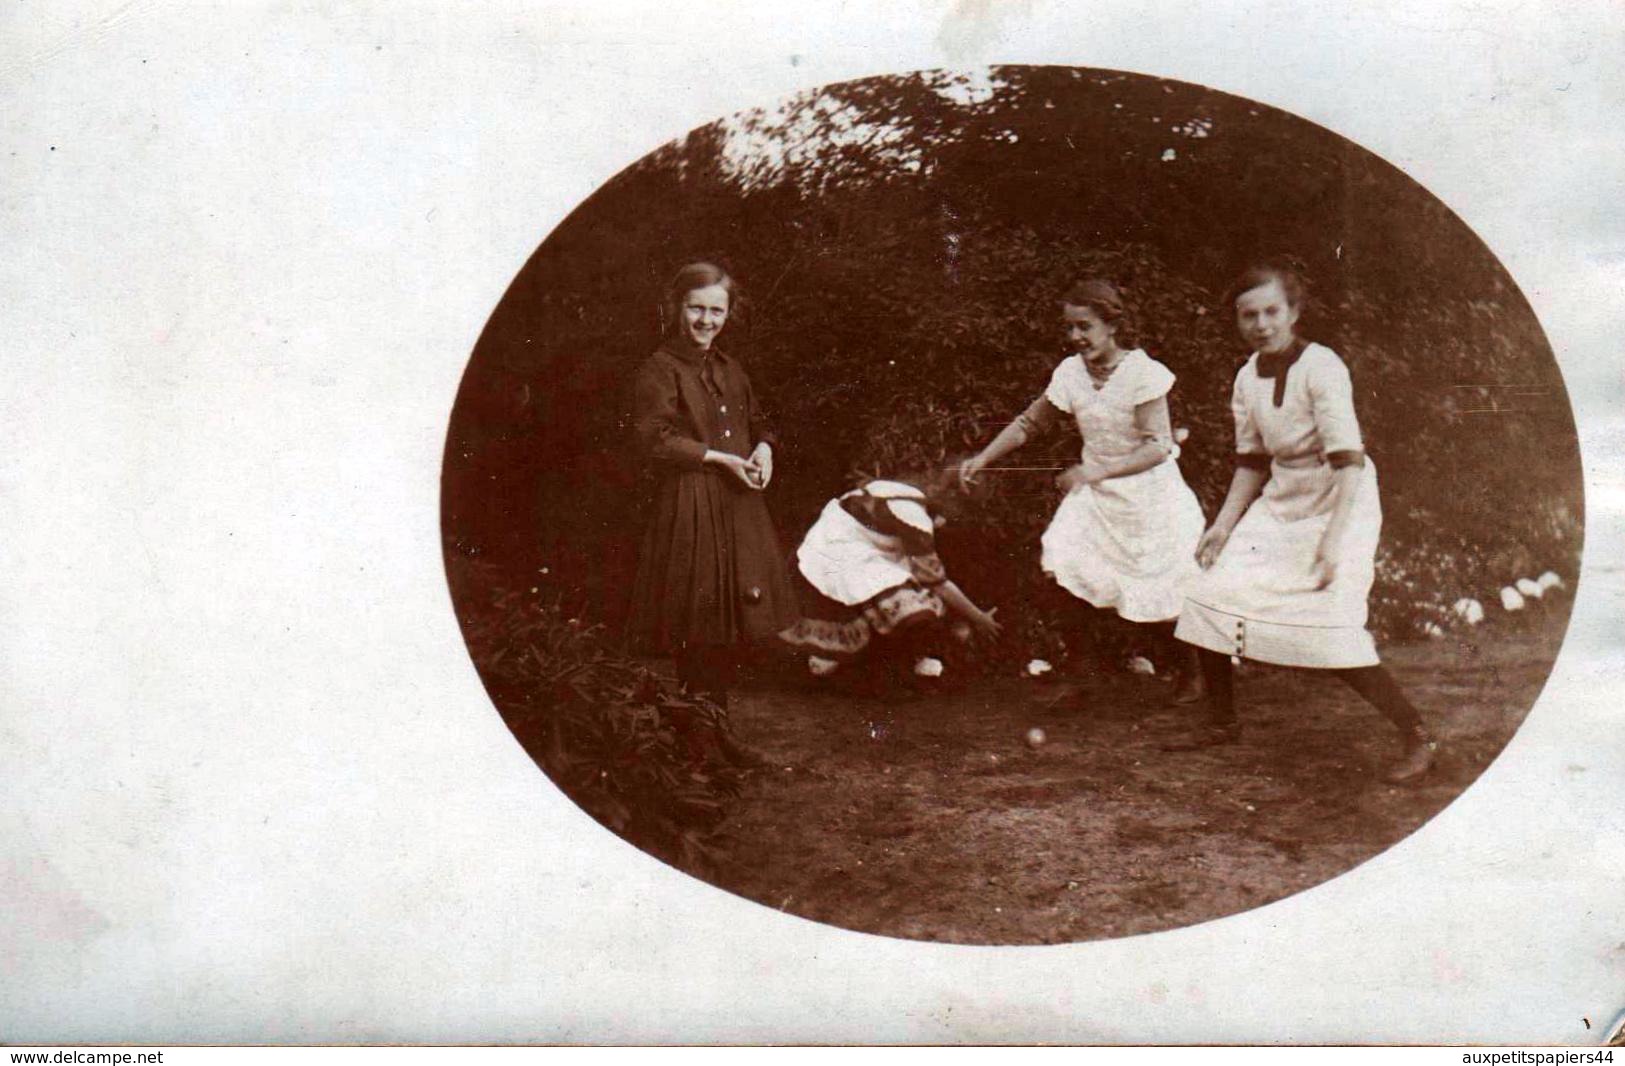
[444, 66, 1581, 657]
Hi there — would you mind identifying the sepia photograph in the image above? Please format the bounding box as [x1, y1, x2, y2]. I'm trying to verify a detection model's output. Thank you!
[6, 0, 1622, 1046]
[443, 66, 1583, 945]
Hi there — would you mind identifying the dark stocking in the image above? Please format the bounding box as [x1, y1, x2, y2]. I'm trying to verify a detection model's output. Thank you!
[673, 644, 761, 765]
[1335, 665, 1425, 736]
[1197, 649, 1237, 724]
[1149, 621, 1196, 674]
[869, 622, 939, 691]
[1073, 602, 1122, 669]
[674, 644, 737, 709]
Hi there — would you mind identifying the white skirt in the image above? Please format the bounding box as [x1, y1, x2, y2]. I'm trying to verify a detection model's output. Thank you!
[1176, 460, 1382, 668]
[1040, 458, 1205, 623]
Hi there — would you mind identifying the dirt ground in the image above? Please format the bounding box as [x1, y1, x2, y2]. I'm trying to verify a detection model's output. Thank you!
[695, 608, 1569, 945]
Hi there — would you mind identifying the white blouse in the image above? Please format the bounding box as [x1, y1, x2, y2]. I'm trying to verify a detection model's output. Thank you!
[1232, 343, 1364, 462]
[1044, 349, 1178, 462]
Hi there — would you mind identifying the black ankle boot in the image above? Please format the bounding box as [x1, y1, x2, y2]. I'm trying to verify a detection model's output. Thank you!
[1382, 728, 1438, 785]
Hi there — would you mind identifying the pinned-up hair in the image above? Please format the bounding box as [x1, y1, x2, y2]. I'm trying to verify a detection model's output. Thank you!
[1058, 278, 1137, 346]
[661, 261, 739, 333]
[1225, 255, 1311, 311]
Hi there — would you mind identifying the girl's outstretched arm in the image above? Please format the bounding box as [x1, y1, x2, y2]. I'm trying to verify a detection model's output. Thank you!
[936, 580, 1002, 639]
[960, 394, 1063, 488]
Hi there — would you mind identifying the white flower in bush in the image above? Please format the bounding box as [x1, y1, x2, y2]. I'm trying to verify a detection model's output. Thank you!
[1516, 577, 1543, 599]
[1127, 655, 1157, 676]
[914, 657, 945, 678]
[1538, 571, 1565, 592]
[1453, 597, 1485, 625]
[1500, 586, 1525, 612]
[1026, 658, 1053, 677]
[807, 655, 839, 677]
[1422, 621, 1445, 639]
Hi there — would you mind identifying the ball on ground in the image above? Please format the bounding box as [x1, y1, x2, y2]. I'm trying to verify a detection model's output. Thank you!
[1025, 727, 1047, 749]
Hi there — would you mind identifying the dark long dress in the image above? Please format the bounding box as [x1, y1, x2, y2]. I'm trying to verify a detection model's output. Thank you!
[626, 337, 796, 654]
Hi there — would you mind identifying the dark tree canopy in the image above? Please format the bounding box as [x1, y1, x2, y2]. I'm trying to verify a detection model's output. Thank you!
[443, 66, 1581, 651]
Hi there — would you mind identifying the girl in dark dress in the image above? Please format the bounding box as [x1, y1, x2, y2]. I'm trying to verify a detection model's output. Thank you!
[626, 262, 797, 714]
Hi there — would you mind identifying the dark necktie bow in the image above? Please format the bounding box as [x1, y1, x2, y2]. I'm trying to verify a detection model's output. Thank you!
[1255, 337, 1309, 407]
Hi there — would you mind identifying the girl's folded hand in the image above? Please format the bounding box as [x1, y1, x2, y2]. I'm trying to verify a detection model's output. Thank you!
[749, 442, 774, 488]
[709, 451, 763, 490]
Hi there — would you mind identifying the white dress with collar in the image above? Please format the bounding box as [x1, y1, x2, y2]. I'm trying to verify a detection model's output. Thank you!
[1176, 343, 1383, 668]
[1038, 350, 1206, 622]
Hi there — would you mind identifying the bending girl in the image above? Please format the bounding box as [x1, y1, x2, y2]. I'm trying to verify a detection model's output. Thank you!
[779, 474, 1002, 694]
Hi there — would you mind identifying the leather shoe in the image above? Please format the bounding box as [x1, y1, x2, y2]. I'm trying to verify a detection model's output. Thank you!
[1382, 735, 1438, 785]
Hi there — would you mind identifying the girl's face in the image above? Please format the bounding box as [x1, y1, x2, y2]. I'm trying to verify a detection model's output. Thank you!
[679, 283, 730, 349]
[1061, 303, 1119, 364]
[1234, 278, 1301, 355]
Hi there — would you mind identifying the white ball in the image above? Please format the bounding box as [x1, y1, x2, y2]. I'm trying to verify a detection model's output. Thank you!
[1026, 658, 1053, 677]
[1453, 597, 1485, 625]
[914, 657, 945, 678]
[1516, 577, 1543, 599]
[1025, 727, 1047, 748]
[1538, 570, 1565, 591]
[1127, 655, 1157, 676]
[1500, 586, 1526, 612]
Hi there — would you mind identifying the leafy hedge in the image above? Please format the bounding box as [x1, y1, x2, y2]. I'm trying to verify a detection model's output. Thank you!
[443, 66, 1581, 679]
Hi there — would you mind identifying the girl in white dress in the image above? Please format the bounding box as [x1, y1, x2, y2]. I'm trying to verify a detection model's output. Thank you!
[1169, 259, 1439, 784]
[960, 279, 1207, 698]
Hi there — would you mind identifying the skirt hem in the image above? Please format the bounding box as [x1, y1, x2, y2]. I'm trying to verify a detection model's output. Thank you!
[1176, 599, 1380, 669]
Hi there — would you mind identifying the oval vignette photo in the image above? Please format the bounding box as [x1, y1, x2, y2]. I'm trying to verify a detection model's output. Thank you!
[441, 67, 1582, 945]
